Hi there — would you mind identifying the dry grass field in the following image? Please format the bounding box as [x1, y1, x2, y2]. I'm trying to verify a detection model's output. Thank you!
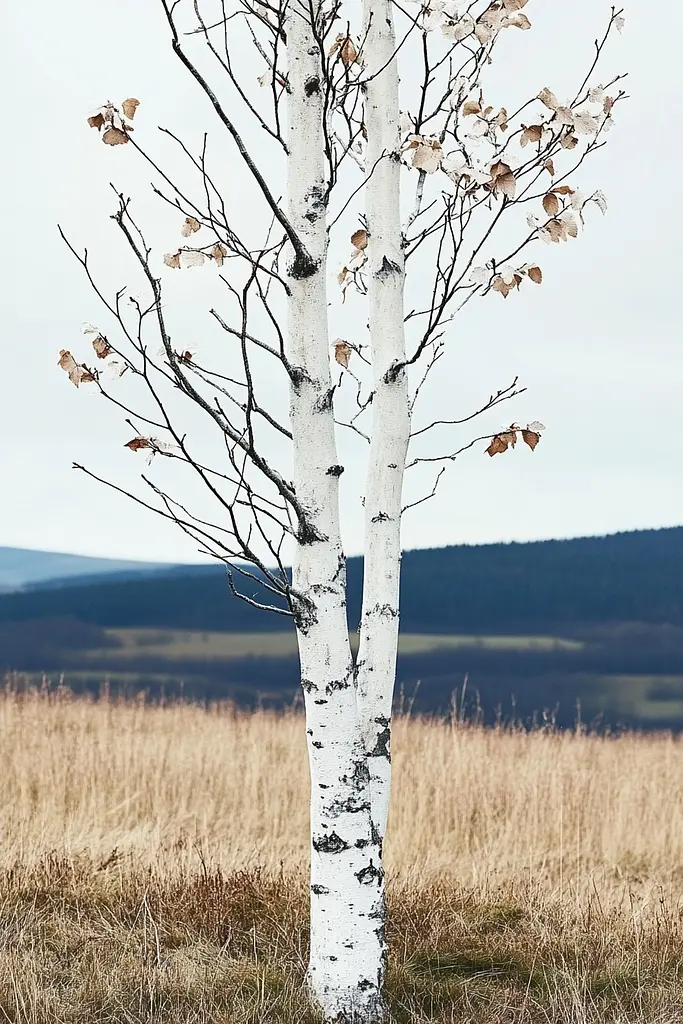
[0, 676, 681, 1023]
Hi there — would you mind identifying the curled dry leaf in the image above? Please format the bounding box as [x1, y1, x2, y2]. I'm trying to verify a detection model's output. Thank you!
[560, 132, 579, 149]
[527, 265, 542, 284]
[542, 192, 560, 217]
[520, 124, 543, 147]
[544, 157, 555, 176]
[125, 437, 152, 451]
[486, 429, 518, 457]
[351, 228, 368, 251]
[489, 161, 516, 199]
[537, 87, 559, 110]
[492, 274, 522, 298]
[506, 13, 531, 29]
[121, 98, 140, 120]
[333, 340, 352, 370]
[87, 112, 105, 130]
[210, 242, 228, 265]
[102, 126, 129, 146]
[181, 216, 201, 238]
[475, 22, 492, 46]
[410, 137, 442, 173]
[164, 252, 181, 269]
[522, 429, 541, 450]
[462, 98, 482, 116]
[92, 335, 113, 359]
[329, 33, 358, 65]
[58, 350, 95, 387]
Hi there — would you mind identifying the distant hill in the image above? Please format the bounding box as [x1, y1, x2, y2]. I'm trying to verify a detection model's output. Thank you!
[0, 546, 184, 592]
[1, 526, 682, 635]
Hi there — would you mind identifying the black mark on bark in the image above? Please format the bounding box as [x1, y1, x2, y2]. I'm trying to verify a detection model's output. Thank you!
[313, 832, 349, 854]
[356, 859, 384, 886]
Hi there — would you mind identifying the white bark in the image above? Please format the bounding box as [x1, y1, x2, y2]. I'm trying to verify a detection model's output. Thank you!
[286, 3, 387, 1020]
[355, 0, 411, 848]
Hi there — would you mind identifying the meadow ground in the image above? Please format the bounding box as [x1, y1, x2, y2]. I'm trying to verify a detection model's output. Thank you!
[0, 677, 681, 1023]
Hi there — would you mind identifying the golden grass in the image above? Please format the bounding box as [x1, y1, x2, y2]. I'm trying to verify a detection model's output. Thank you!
[0, 676, 681, 1022]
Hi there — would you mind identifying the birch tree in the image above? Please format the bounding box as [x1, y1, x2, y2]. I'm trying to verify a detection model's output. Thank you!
[58, 1, 626, 1019]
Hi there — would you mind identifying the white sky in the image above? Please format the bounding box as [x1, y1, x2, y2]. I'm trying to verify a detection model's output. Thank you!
[1, 1, 681, 565]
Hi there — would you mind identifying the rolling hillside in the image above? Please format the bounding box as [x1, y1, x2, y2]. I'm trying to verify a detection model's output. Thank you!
[0, 546, 182, 592]
[1, 526, 682, 635]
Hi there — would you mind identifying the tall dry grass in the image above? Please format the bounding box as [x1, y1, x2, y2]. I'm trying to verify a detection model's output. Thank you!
[0, 675, 681, 1022]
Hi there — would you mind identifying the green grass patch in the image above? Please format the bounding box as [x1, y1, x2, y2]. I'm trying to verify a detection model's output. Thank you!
[89, 627, 585, 662]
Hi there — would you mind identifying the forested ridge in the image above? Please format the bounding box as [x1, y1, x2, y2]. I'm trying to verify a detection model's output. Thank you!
[1, 526, 681, 634]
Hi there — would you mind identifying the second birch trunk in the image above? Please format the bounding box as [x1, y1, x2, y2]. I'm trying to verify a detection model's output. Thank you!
[356, 0, 411, 848]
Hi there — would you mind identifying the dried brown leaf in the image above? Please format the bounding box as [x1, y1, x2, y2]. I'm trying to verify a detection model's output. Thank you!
[546, 219, 566, 243]
[92, 335, 113, 360]
[122, 98, 139, 120]
[88, 112, 105, 130]
[544, 157, 555, 175]
[522, 429, 541, 450]
[412, 138, 442, 173]
[163, 252, 181, 269]
[329, 33, 358, 65]
[102, 126, 129, 146]
[334, 340, 352, 369]
[520, 124, 543, 147]
[489, 160, 512, 181]
[462, 99, 482, 116]
[475, 22, 492, 46]
[57, 350, 94, 387]
[537, 87, 559, 110]
[486, 430, 517, 456]
[527, 265, 542, 284]
[506, 13, 531, 29]
[210, 242, 228, 266]
[351, 228, 368, 250]
[542, 192, 560, 217]
[560, 133, 578, 149]
[496, 107, 509, 130]
[181, 216, 201, 238]
[125, 437, 151, 451]
[496, 171, 516, 199]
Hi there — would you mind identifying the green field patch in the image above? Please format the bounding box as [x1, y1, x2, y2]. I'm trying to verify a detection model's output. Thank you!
[595, 675, 683, 721]
[90, 627, 584, 662]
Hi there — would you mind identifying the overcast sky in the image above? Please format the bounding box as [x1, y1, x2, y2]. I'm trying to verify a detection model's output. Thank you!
[1, 1, 681, 565]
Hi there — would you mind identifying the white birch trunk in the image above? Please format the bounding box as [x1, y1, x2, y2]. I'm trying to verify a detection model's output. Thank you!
[286, 3, 388, 1020]
[355, 0, 411, 848]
